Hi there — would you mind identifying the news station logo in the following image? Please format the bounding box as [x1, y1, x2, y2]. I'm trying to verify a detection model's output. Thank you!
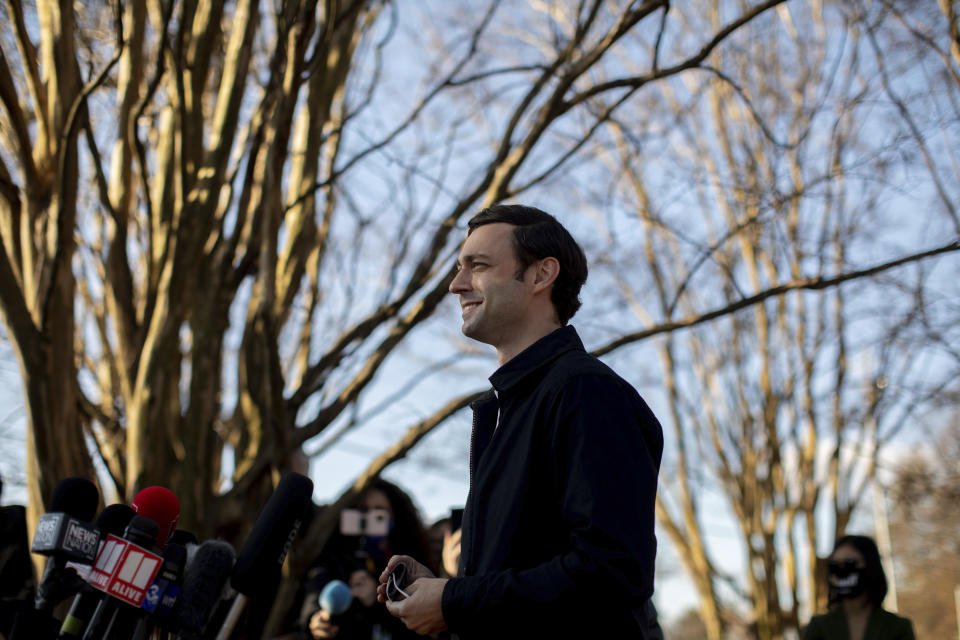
[142, 580, 179, 614]
[89, 534, 163, 606]
[63, 520, 100, 558]
[32, 513, 63, 548]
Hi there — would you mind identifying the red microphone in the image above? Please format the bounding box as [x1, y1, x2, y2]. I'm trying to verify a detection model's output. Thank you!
[131, 487, 180, 550]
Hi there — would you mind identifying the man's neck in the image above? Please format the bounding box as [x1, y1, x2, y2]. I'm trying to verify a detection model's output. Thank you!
[495, 321, 563, 366]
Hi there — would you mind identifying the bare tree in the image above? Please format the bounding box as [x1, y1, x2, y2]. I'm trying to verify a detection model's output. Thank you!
[1, 1, 958, 637]
[570, 1, 960, 638]
[0, 0, 796, 563]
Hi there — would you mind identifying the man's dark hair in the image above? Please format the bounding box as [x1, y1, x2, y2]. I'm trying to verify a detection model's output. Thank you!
[830, 534, 888, 608]
[467, 204, 588, 325]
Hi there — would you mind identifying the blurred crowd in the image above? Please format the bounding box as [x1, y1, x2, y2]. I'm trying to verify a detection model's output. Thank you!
[280, 479, 461, 640]
[0, 475, 461, 640]
[1, 474, 917, 640]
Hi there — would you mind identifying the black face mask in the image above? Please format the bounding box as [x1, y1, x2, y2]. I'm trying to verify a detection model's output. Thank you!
[828, 560, 866, 599]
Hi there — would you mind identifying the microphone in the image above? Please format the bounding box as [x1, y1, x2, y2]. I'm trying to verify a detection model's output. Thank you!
[318, 579, 352, 623]
[33, 477, 100, 612]
[171, 540, 236, 640]
[132, 486, 181, 550]
[58, 504, 136, 639]
[214, 472, 314, 640]
[131, 542, 187, 639]
[170, 529, 198, 547]
[81, 515, 162, 640]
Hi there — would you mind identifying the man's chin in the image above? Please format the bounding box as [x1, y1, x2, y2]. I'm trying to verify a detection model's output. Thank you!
[460, 319, 484, 341]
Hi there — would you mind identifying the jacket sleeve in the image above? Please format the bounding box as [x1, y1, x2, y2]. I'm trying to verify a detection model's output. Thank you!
[441, 372, 662, 635]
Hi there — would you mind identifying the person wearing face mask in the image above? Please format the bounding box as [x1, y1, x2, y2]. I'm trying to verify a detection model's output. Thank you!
[803, 535, 914, 640]
[298, 479, 437, 640]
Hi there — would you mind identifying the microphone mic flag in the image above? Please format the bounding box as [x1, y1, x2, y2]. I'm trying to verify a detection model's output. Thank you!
[58, 504, 136, 639]
[33, 477, 101, 611]
[81, 516, 162, 640]
[131, 542, 187, 640]
[141, 542, 187, 615]
[86, 516, 162, 605]
[32, 477, 100, 560]
[214, 472, 313, 640]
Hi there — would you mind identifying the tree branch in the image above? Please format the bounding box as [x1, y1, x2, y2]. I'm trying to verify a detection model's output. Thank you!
[0, 46, 39, 185]
[4, 0, 50, 155]
[41, 27, 126, 331]
[564, 0, 788, 110]
[593, 240, 960, 357]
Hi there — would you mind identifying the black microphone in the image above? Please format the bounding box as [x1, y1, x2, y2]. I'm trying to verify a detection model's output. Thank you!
[170, 529, 198, 547]
[33, 478, 100, 612]
[171, 540, 236, 640]
[214, 472, 314, 640]
[81, 515, 161, 640]
[57, 504, 136, 639]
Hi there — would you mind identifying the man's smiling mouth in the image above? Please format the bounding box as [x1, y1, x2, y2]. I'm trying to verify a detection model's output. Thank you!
[462, 301, 481, 315]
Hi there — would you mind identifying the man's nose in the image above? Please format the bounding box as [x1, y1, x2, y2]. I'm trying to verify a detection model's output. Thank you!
[449, 268, 470, 293]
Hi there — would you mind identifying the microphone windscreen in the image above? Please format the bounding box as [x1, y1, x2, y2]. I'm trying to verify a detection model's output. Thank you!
[173, 540, 236, 633]
[124, 514, 160, 549]
[170, 529, 198, 546]
[95, 504, 136, 536]
[161, 542, 188, 578]
[230, 472, 313, 596]
[319, 580, 352, 615]
[50, 477, 99, 521]
[131, 486, 180, 549]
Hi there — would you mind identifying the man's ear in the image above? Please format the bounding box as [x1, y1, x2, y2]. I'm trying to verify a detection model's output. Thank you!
[532, 257, 560, 292]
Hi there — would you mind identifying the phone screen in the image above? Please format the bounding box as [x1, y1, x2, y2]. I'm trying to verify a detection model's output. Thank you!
[340, 509, 364, 536]
[339, 508, 392, 536]
[450, 507, 464, 531]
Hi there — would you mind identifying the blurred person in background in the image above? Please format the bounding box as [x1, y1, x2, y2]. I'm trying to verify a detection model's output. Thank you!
[299, 478, 435, 640]
[804, 535, 914, 640]
[426, 510, 462, 580]
[0, 476, 35, 639]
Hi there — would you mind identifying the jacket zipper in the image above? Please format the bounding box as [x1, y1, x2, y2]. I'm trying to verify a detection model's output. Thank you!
[464, 407, 477, 576]
[469, 407, 477, 490]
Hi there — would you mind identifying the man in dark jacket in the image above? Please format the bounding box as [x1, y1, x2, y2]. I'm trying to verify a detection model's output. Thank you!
[377, 204, 663, 638]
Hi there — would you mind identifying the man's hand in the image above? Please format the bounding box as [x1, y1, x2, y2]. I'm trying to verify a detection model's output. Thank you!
[384, 577, 449, 635]
[376, 555, 435, 603]
[308, 610, 339, 639]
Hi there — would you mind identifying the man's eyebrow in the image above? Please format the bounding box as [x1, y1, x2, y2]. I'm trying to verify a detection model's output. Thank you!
[456, 253, 491, 267]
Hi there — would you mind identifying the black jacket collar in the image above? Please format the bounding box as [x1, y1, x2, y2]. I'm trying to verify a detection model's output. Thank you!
[488, 325, 584, 394]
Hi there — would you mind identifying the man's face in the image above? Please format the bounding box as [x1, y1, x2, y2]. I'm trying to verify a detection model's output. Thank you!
[449, 223, 533, 346]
